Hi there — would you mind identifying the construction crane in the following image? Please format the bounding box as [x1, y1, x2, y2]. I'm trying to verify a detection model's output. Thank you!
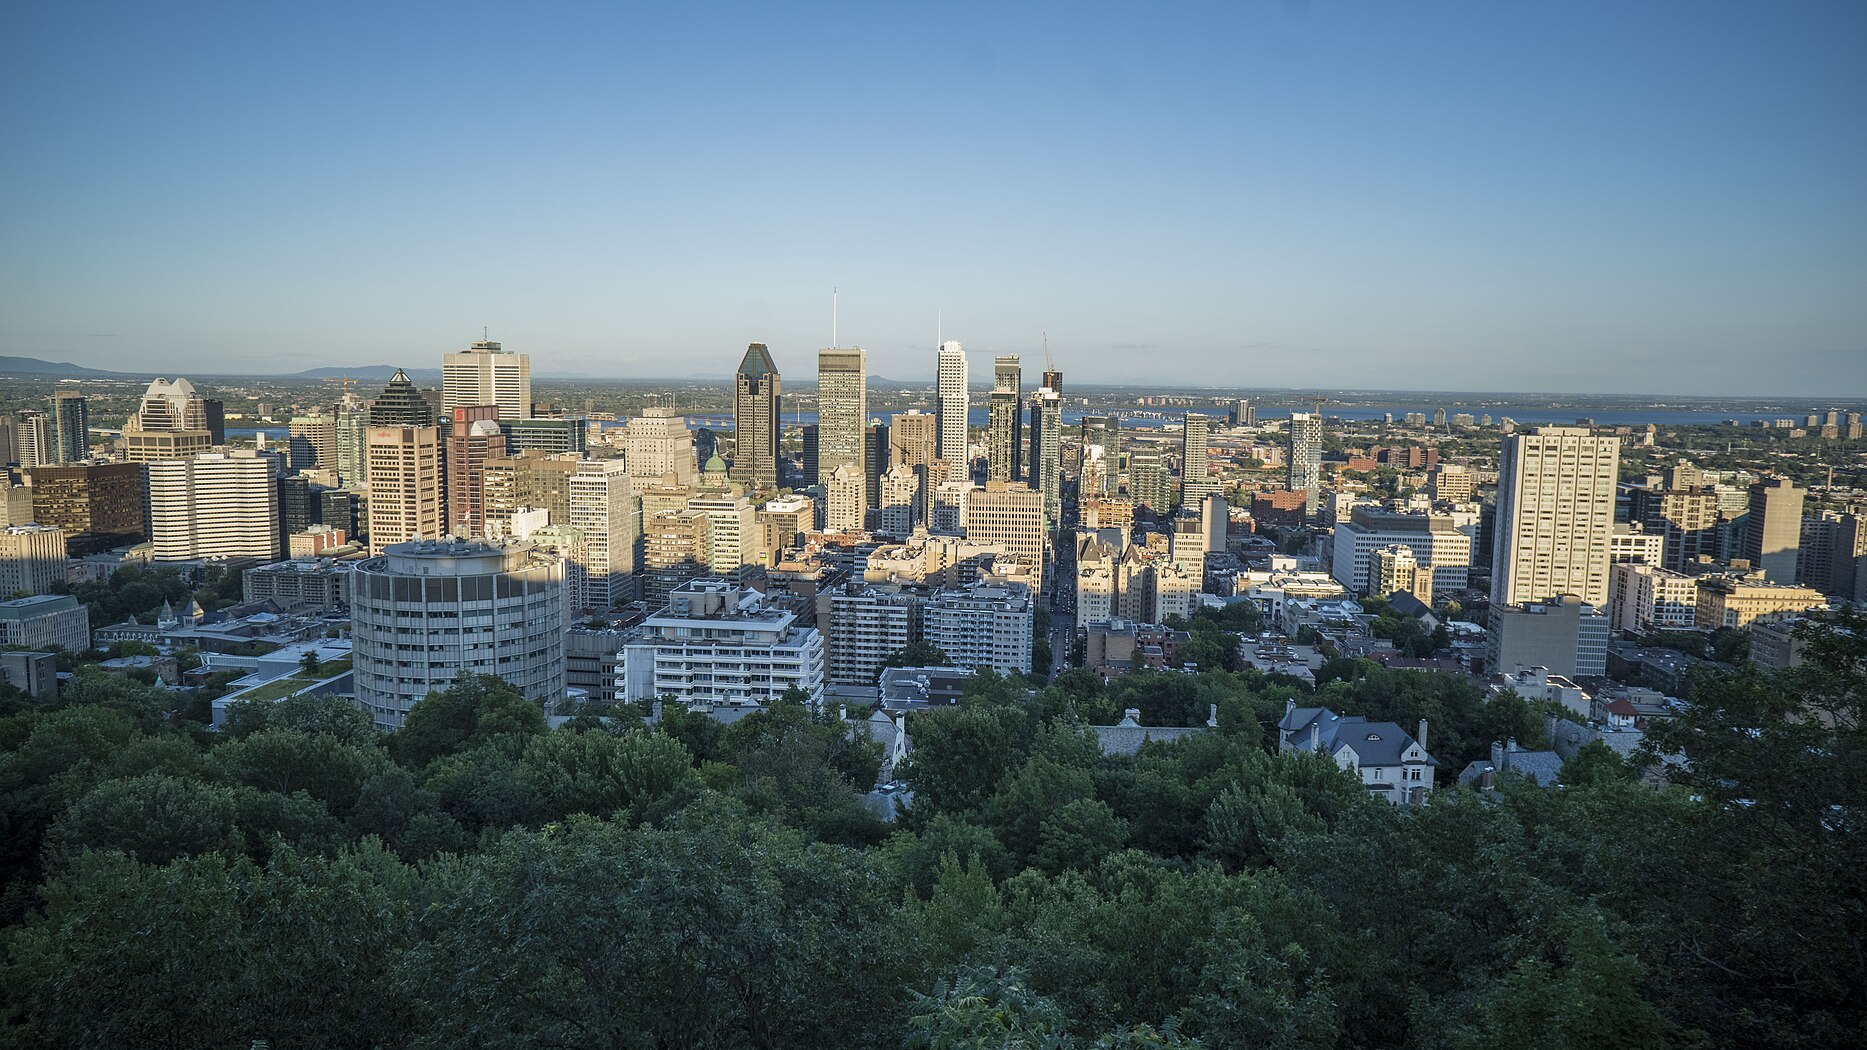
[1309, 393, 1329, 416]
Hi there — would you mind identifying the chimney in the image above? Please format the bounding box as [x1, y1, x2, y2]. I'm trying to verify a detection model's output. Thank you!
[1490, 739, 1503, 770]
[1311, 721, 1320, 751]
[1285, 696, 1296, 716]
[1207, 703, 1219, 728]
[1417, 718, 1429, 753]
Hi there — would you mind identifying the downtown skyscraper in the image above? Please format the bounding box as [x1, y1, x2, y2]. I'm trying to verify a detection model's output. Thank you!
[988, 355, 1022, 483]
[1028, 385, 1062, 530]
[816, 347, 866, 488]
[935, 341, 969, 469]
[733, 344, 781, 489]
[442, 338, 532, 420]
[1179, 412, 1214, 509]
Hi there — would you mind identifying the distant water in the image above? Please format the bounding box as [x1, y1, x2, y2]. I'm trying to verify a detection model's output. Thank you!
[229, 405, 1825, 442]
[616, 405, 1796, 432]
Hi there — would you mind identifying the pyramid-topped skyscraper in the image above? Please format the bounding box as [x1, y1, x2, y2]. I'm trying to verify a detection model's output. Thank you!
[733, 344, 780, 489]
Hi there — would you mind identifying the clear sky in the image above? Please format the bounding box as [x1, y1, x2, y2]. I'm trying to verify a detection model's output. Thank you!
[2, 1, 1863, 395]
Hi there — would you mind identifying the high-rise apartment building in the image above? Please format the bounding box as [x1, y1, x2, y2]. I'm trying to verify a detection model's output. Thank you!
[983, 355, 1022, 485]
[351, 539, 565, 729]
[819, 584, 921, 686]
[569, 458, 639, 609]
[123, 378, 214, 463]
[147, 451, 282, 561]
[442, 339, 532, 420]
[643, 508, 711, 607]
[625, 407, 698, 487]
[733, 344, 781, 488]
[28, 462, 147, 555]
[444, 406, 507, 538]
[1027, 388, 1062, 528]
[1128, 447, 1169, 516]
[51, 391, 88, 464]
[878, 464, 920, 536]
[1179, 412, 1214, 508]
[1630, 486, 1720, 572]
[1743, 477, 1805, 583]
[1230, 399, 1256, 427]
[816, 348, 866, 487]
[14, 412, 53, 469]
[921, 582, 1035, 676]
[966, 481, 1047, 592]
[825, 463, 866, 533]
[335, 393, 370, 487]
[1491, 426, 1619, 608]
[935, 341, 969, 467]
[1287, 413, 1322, 513]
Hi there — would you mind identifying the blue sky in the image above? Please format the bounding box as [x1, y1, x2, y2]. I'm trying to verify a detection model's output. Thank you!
[2, 1, 1862, 395]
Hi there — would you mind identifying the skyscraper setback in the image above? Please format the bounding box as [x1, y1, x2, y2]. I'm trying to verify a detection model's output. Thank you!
[935, 341, 969, 468]
[816, 348, 867, 488]
[732, 344, 781, 489]
[988, 355, 1022, 484]
[442, 339, 532, 420]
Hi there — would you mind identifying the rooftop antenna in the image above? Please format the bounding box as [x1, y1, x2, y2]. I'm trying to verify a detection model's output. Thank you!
[482, 326, 488, 342]
[831, 288, 838, 349]
[937, 309, 942, 348]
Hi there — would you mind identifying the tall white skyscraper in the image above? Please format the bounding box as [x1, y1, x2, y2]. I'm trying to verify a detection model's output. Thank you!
[1492, 426, 1620, 608]
[443, 339, 532, 420]
[935, 341, 969, 467]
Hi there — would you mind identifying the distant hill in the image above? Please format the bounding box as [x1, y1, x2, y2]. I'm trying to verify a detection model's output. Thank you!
[0, 355, 138, 377]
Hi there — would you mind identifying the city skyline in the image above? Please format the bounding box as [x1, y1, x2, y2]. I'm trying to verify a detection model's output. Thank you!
[3, 3, 1863, 396]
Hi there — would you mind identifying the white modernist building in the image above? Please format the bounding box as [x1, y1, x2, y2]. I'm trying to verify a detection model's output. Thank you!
[442, 339, 532, 420]
[350, 539, 567, 729]
[147, 451, 281, 562]
[935, 340, 969, 467]
[620, 580, 825, 706]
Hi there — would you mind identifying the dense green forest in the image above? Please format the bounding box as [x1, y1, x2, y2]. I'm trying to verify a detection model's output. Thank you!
[0, 614, 1861, 1048]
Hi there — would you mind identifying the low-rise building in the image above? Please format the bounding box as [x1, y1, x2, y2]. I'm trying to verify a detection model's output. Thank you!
[1276, 701, 1437, 805]
[1694, 577, 1827, 629]
[243, 558, 356, 612]
[620, 580, 825, 706]
[1487, 595, 1609, 678]
[0, 594, 90, 653]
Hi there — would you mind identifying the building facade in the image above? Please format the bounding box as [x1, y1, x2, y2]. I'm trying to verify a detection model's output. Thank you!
[1491, 426, 1619, 608]
[442, 339, 532, 420]
[350, 540, 566, 729]
[147, 451, 282, 561]
[732, 344, 781, 489]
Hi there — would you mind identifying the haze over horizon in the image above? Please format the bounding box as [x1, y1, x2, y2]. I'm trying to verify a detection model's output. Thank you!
[3, 2, 1863, 396]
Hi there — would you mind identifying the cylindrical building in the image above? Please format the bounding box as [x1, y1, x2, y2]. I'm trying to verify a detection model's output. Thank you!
[351, 539, 566, 728]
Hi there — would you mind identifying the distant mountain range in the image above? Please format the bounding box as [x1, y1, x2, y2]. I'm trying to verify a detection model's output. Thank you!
[0, 355, 139, 377]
